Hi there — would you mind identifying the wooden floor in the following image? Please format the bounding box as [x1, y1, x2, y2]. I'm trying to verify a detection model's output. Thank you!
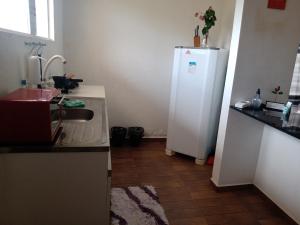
[111, 141, 297, 225]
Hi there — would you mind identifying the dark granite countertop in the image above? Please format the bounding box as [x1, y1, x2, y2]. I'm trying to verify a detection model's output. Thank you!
[231, 106, 300, 140]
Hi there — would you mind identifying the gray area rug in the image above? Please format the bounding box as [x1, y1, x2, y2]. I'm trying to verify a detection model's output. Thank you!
[111, 186, 169, 225]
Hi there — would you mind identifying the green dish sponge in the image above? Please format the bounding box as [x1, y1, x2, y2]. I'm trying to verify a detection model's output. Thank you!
[63, 99, 85, 108]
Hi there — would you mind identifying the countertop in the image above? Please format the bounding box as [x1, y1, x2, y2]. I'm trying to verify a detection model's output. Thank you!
[231, 106, 300, 140]
[66, 85, 106, 99]
[0, 85, 110, 153]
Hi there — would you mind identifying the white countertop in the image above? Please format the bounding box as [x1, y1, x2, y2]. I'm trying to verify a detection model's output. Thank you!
[66, 85, 106, 98]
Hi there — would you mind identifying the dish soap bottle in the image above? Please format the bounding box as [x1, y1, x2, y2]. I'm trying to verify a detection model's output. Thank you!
[252, 88, 262, 110]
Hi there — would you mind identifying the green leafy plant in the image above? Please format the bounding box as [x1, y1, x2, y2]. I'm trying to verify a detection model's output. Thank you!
[195, 6, 217, 36]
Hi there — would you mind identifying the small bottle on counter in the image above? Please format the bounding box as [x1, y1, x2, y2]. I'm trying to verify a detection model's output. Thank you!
[251, 88, 262, 110]
[21, 79, 27, 88]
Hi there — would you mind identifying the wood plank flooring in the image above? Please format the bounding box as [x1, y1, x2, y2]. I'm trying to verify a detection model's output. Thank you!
[111, 141, 297, 225]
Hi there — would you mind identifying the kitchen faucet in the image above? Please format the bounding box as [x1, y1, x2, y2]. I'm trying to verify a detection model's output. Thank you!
[43, 55, 67, 81]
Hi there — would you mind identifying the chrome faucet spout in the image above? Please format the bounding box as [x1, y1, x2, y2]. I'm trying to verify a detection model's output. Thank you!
[43, 55, 67, 81]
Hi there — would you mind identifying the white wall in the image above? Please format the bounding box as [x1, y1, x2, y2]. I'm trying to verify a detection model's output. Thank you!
[62, 0, 236, 137]
[0, 0, 64, 96]
[212, 0, 300, 222]
[254, 126, 300, 224]
[212, 0, 245, 185]
[230, 0, 300, 104]
[213, 0, 300, 186]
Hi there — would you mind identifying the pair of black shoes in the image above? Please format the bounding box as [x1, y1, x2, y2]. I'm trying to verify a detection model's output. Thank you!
[111, 127, 144, 147]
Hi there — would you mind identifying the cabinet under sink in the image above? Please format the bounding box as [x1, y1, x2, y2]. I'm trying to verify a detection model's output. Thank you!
[0, 86, 111, 225]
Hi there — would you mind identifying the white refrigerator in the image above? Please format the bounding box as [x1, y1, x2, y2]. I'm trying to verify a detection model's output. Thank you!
[166, 47, 229, 165]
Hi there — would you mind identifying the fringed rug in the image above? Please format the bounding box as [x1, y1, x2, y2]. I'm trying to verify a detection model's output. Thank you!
[111, 186, 169, 225]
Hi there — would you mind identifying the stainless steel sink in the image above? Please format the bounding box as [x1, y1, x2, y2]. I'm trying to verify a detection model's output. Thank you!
[54, 97, 108, 147]
[61, 109, 94, 122]
[52, 109, 94, 122]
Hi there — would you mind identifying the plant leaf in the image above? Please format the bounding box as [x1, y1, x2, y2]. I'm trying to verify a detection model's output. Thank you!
[202, 27, 208, 35]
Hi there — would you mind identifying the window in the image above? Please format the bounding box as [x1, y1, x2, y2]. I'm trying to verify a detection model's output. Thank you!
[0, 0, 31, 34]
[0, 0, 54, 40]
[290, 53, 300, 95]
[289, 45, 300, 103]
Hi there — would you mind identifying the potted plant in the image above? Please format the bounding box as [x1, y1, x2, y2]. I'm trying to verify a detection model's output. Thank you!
[194, 6, 217, 47]
[272, 86, 283, 102]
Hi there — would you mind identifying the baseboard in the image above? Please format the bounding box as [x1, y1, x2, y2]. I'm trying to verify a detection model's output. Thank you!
[141, 137, 166, 142]
[210, 179, 298, 225]
[210, 179, 254, 192]
[143, 136, 167, 139]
